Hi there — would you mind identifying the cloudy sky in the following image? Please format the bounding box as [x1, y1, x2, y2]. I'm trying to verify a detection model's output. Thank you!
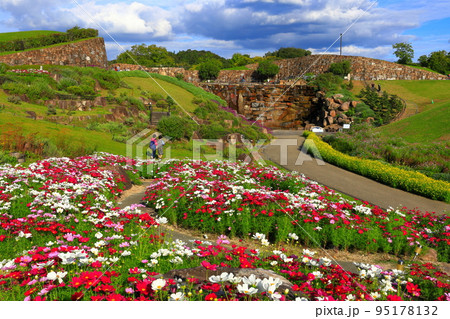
[0, 0, 449, 61]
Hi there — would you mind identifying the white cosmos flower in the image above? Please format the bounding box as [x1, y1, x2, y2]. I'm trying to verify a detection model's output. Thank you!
[156, 217, 168, 224]
[288, 233, 299, 240]
[151, 278, 166, 291]
[295, 297, 309, 301]
[242, 274, 261, 286]
[95, 232, 103, 239]
[252, 233, 266, 240]
[269, 292, 282, 301]
[237, 283, 258, 295]
[169, 292, 185, 301]
[261, 239, 270, 246]
[47, 271, 67, 284]
[121, 250, 131, 256]
[258, 277, 282, 293]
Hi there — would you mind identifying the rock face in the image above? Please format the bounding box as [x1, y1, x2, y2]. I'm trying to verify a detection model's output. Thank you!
[0, 38, 107, 68]
[162, 266, 295, 294]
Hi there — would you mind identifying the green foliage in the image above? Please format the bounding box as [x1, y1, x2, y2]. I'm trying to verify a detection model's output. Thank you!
[357, 86, 404, 125]
[427, 50, 450, 75]
[116, 44, 175, 67]
[328, 60, 351, 77]
[175, 73, 184, 80]
[393, 42, 414, 64]
[174, 49, 230, 69]
[304, 131, 450, 202]
[157, 115, 196, 140]
[265, 47, 311, 59]
[198, 60, 222, 81]
[57, 77, 78, 90]
[310, 73, 343, 92]
[199, 123, 227, 139]
[255, 60, 279, 81]
[230, 53, 253, 67]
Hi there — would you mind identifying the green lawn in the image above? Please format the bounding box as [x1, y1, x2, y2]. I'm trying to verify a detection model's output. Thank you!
[120, 76, 198, 113]
[376, 101, 450, 143]
[0, 113, 127, 155]
[0, 31, 62, 42]
[374, 80, 450, 112]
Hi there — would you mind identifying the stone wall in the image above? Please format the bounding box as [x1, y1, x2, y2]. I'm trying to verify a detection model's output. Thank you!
[273, 55, 447, 81]
[0, 38, 108, 68]
[112, 54, 447, 83]
[201, 83, 320, 129]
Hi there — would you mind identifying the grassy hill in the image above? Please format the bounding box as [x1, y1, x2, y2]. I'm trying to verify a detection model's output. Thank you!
[0, 31, 62, 42]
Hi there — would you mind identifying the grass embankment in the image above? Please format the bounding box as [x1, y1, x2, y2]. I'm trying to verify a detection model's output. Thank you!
[0, 31, 62, 42]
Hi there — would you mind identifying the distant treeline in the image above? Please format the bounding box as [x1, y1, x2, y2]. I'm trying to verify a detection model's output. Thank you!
[0, 27, 98, 53]
[111, 44, 311, 69]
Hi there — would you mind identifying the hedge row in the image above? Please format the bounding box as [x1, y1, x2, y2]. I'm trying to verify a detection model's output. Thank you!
[303, 131, 450, 203]
[0, 28, 98, 53]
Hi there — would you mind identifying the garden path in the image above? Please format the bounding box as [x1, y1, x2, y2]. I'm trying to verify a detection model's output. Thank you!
[261, 130, 449, 215]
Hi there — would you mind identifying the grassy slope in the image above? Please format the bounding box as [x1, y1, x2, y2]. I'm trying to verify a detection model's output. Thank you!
[377, 101, 450, 143]
[0, 31, 62, 42]
[119, 76, 198, 113]
[0, 113, 127, 155]
[371, 80, 450, 143]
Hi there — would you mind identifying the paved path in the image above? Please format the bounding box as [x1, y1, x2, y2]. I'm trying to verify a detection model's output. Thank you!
[262, 131, 449, 215]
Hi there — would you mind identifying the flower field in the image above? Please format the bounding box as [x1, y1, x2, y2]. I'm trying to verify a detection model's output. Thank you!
[0, 154, 449, 301]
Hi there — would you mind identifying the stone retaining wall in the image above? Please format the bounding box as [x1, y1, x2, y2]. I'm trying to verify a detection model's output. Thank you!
[112, 54, 447, 83]
[0, 38, 108, 68]
[201, 83, 320, 129]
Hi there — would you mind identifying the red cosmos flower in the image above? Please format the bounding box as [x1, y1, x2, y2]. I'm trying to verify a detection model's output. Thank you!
[71, 291, 84, 301]
[24, 287, 38, 296]
[33, 296, 46, 301]
[406, 282, 421, 297]
[387, 295, 403, 301]
[205, 293, 217, 301]
[90, 296, 105, 301]
[0, 235, 6, 241]
[70, 277, 84, 288]
[106, 293, 126, 301]
[91, 261, 102, 268]
[136, 281, 150, 295]
[200, 260, 218, 271]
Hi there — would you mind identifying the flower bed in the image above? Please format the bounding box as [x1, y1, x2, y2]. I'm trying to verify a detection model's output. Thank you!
[144, 160, 450, 262]
[0, 154, 448, 301]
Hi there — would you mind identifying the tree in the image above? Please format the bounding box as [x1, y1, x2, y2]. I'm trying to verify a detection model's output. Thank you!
[175, 49, 230, 69]
[198, 60, 222, 81]
[418, 55, 429, 67]
[230, 53, 252, 67]
[255, 60, 280, 81]
[265, 47, 311, 59]
[392, 42, 414, 64]
[329, 60, 351, 77]
[427, 50, 449, 75]
[116, 44, 175, 67]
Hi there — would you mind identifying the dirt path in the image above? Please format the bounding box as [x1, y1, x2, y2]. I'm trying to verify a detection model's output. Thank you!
[114, 178, 449, 274]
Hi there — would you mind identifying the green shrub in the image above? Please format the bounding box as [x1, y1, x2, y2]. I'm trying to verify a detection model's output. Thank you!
[57, 77, 78, 90]
[199, 123, 227, 139]
[157, 115, 195, 140]
[26, 79, 55, 100]
[329, 60, 351, 77]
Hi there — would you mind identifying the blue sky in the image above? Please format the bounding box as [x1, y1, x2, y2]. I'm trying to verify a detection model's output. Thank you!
[0, 0, 448, 61]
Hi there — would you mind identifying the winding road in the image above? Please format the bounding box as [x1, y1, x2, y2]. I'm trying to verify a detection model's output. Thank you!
[261, 130, 449, 215]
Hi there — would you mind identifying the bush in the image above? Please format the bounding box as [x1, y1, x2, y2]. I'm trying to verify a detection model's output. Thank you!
[57, 77, 78, 90]
[329, 60, 351, 77]
[199, 123, 227, 139]
[311, 73, 343, 92]
[255, 60, 279, 81]
[303, 131, 450, 202]
[157, 115, 196, 140]
[198, 60, 221, 81]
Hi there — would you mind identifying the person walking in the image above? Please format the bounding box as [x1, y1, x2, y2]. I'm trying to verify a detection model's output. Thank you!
[149, 135, 158, 159]
[157, 135, 165, 159]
